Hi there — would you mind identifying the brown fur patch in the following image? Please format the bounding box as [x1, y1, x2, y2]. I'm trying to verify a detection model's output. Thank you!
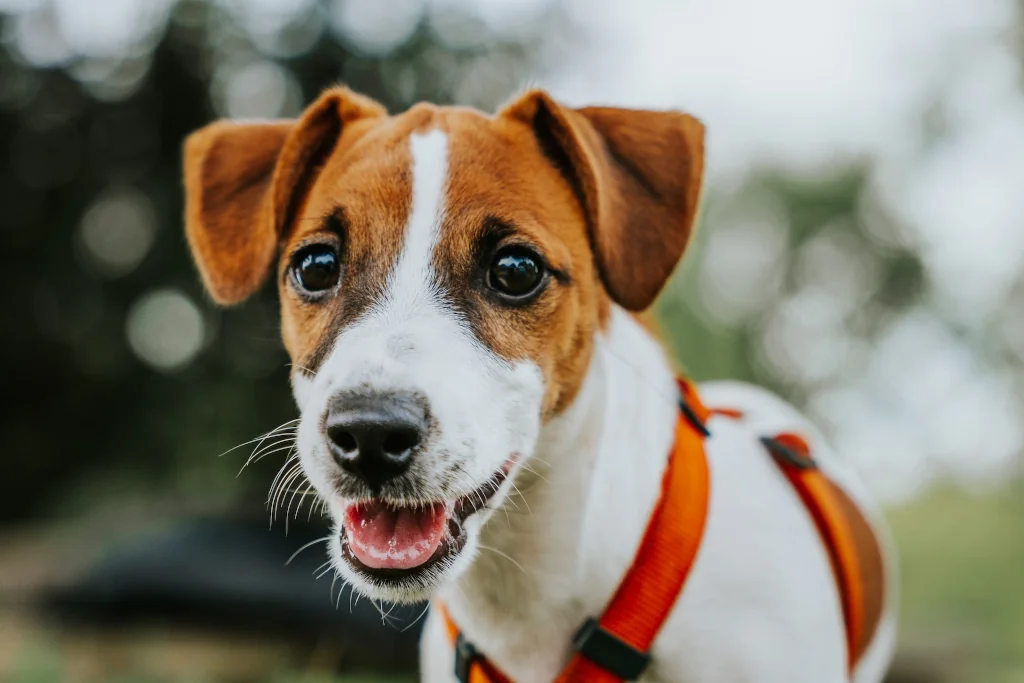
[433, 108, 604, 415]
[501, 91, 705, 312]
[278, 107, 440, 371]
[183, 87, 386, 305]
[184, 87, 706, 419]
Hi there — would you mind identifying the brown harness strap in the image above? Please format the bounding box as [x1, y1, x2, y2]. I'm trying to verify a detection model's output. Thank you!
[761, 433, 886, 671]
[439, 383, 883, 681]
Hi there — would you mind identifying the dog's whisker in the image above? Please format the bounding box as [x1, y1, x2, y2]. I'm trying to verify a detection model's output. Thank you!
[274, 465, 306, 525]
[278, 486, 317, 496]
[266, 452, 300, 496]
[235, 427, 299, 469]
[286, 362, 317, 375]
[266, 457, 302, 521]
[284, 481, 311, 528]
[286, 535, 332, 565]
[508, 482, 533, 516]
[226, 430, 298, 464]
[248, 436, 298, 465]
[298, 482, 322, 520]
[517, 462, 551, 484]
[266, 464, 299, 513]
[238, 440, 297, 477]
[525, 453, 552, 468]
[284, 474, 313, 523]
[241, 434, 297, 469]
[401, 601, 433, 632]
[216, 418, 300, 459]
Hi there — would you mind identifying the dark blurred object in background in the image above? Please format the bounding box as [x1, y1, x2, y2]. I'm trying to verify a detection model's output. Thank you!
[40, 516, 426, 674]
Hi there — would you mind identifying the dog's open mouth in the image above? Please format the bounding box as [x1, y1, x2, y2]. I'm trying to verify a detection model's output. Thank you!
[339, 460, 513, 580]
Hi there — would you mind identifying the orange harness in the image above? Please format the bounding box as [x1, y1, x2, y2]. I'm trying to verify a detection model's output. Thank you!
[439, 380, 880, 682]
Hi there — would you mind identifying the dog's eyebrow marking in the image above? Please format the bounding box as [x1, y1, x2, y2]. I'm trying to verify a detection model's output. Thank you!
[385, 129, 449, 307]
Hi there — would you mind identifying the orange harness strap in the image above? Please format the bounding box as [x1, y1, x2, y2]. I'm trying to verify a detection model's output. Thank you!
[760, 433, 875, 674]
[440, 380, 712, 683]
[439, 383, 876, 681]
[555, 391, 711, 683]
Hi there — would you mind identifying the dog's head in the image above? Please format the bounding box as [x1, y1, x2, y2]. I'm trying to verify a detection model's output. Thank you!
[183, 87, 704, 602]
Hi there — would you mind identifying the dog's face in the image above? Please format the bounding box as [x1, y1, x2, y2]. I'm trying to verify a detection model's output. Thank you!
[183, 88, 703, 602]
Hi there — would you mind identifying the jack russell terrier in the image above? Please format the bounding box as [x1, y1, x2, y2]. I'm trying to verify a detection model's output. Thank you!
[182, 86, 897, 683]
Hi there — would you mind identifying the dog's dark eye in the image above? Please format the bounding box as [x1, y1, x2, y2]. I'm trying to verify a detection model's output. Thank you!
[292, 245, 340, 294]
[488, 247, 544, 300]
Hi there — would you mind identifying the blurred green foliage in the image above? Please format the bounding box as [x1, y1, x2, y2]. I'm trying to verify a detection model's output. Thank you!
[0, 0, 554, 522]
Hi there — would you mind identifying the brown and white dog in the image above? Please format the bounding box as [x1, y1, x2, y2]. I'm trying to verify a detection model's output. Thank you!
[183, 86, 897, 682]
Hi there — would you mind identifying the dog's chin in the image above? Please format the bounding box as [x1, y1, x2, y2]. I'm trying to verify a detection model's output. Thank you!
[328, 460, 515, 604]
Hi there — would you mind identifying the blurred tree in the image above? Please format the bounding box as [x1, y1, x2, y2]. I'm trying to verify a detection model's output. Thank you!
[0, 0, 559, 521]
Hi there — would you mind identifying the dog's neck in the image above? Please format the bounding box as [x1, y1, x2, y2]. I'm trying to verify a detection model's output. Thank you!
[439, 307, 680, 676]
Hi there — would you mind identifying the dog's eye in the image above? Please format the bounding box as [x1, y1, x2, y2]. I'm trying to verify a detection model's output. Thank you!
[292, 245, 340, 294]
[488, 247, 544, 300]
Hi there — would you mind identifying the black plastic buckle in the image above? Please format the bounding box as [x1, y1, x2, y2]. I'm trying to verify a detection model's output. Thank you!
[572, 617, 652, 681]
[679, 398, 711, 437]
[760, 436, 817, 470]
[454, 633, 477, 683]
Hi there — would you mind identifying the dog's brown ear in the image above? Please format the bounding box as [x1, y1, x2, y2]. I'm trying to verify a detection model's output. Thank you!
[502, 91, 705, 311]
[184, 87, 386, 304]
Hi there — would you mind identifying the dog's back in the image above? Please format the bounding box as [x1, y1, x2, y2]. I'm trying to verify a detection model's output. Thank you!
[660, 380, 898, 683]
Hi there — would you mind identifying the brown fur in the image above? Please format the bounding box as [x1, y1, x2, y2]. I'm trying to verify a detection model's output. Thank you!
[502, 91, 705, 312]
[184, 87, 386, 305]
[182, 86, 705, 418]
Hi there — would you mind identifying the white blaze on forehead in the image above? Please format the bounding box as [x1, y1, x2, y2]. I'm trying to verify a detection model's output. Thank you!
[293, 123, 543, 515]
[386, 129, 449, 305]
[292, 124, 546, 600]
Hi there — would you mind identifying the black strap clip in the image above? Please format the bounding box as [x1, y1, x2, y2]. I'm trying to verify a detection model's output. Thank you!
[454, 633, 477, 683]
[572, 617, 652, 681]
[679, 398, 711, 437]
[761, 436, 818, 470]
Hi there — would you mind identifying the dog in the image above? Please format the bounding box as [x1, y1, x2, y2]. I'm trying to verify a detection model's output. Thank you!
[182, 86, 897, 683]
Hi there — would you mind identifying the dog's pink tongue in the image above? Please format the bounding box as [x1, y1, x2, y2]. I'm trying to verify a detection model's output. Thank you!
[344, 501, 448, 570]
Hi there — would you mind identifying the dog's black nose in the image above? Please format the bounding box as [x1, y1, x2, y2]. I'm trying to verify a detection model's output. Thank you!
[325, 392, 428, 491]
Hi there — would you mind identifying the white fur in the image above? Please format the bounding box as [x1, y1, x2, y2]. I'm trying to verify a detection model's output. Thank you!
[286, 130, 895, 681]
[421, 309, 897, 682]
[293, 129, 545, 601]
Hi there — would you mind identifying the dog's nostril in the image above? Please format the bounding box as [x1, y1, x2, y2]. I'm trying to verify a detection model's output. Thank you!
[382, 429, 419, 456]
[333, 430, 358, 453]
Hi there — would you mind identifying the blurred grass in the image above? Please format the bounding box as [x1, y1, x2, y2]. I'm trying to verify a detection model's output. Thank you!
[889, 480, 1024, 683]
[6, 631, 414, 683]
[4, 482, 1024, 683]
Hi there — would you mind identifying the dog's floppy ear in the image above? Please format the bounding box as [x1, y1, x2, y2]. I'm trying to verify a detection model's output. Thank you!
[183, 87, 386, 305]
[502, 91, 705, 311]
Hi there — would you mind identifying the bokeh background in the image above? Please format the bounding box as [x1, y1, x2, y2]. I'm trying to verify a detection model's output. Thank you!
[1, 0, 1022, 681]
